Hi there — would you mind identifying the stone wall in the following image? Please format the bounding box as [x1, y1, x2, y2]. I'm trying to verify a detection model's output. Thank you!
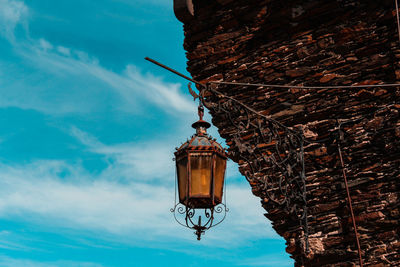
[175, 0, 400, 266]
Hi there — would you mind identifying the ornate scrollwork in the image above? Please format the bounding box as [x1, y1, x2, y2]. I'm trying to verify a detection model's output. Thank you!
[199, 83, 309, 252]
[171, 203, 228, 240]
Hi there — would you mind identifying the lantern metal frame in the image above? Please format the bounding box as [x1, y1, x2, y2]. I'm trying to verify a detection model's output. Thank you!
[171, 104, 229, 240]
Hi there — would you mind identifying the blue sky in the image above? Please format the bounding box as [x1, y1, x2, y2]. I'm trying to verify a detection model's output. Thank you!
[0, 0, 292, 266]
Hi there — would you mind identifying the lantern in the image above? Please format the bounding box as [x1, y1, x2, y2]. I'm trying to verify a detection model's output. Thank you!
[171, 104, 228, 240]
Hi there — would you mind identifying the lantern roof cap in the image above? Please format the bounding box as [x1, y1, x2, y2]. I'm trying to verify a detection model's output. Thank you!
[175, 104, 226, 157]
[191, 119, 211, 129]
[175, 132, 226, 157]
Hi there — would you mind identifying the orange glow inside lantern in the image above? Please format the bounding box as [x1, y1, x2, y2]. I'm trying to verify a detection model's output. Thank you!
[175, 118, 227, 209]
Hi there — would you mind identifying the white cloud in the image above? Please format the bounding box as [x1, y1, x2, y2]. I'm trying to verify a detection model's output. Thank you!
[0, 37, 196, 116]
[0, 0, 195, 116]
[70, 126, 176, 182]
[57, 46, 71, 56]
[0, 161, 174, 236]
[124, 65, 196, 113]
[0, 231, 30, 251]
[0, 256, 103, 267]
[0, 0, 28, 40]
[0, 157, 278, 247]
[38, 38, 53, 51]
[236, 254, 293, 267]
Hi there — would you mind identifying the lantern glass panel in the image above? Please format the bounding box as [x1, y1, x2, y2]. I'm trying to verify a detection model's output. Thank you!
[177, 157, 188, 203]
[190, 153, 212, 197]
[214, 155, 226, 203]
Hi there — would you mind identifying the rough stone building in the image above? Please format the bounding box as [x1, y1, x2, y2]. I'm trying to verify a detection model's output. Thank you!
[173, 0, 400, 266]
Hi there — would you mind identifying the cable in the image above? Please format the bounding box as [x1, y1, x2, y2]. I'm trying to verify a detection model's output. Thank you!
[337, 124, 364, 267]
[204, 84, 300, 136]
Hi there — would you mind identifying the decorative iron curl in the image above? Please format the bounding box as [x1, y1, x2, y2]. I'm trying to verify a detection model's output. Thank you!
[171, 203, 228, 240]
[198, 83, 309, 253]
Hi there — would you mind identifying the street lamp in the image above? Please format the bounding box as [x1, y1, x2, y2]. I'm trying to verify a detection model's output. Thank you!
[171, 104, 228, 240]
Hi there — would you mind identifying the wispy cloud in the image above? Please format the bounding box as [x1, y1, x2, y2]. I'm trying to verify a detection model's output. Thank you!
[236, 254, 293, 267]
[0, 231, 30, 251]
[0, 0, 28, 40]
[0, 0, 195, 116]
[70, 126, 176, 182]
[0, 161, 174, 235]
[0, 37, 196, 115]
[0, 159, 276, 245]
[0, 256, 103, 267]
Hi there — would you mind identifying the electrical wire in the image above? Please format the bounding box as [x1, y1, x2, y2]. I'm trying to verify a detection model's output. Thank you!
[337, 135, 364, 267]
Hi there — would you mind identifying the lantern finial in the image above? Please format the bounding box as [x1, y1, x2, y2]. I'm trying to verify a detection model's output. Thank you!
[198, 104, 204, 121]
[192, 104, 211, 135]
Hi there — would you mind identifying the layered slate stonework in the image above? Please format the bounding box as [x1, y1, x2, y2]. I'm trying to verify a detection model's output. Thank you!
[174, 0, 400, 266]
